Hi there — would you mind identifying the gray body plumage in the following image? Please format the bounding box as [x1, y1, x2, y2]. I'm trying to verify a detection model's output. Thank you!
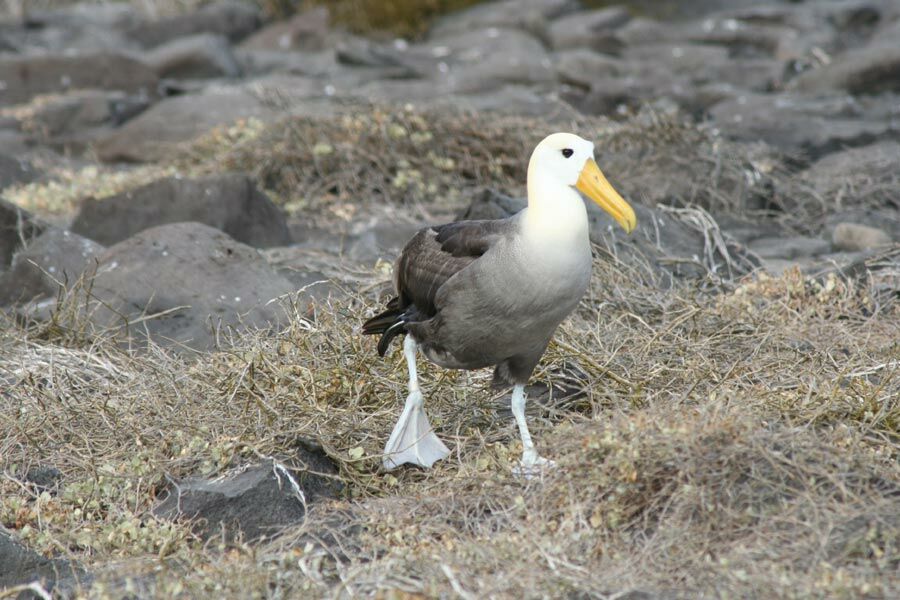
[391, 209, 592, 384]
[362, 131, 636, 472]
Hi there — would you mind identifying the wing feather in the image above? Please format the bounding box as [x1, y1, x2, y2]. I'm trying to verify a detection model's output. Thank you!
[397, 220, 508, 317]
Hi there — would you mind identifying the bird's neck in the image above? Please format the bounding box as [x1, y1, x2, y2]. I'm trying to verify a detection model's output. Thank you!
[522, 164, 589, 248]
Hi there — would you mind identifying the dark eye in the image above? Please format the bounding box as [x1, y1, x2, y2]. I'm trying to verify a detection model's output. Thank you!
[561, 148, 574, 158]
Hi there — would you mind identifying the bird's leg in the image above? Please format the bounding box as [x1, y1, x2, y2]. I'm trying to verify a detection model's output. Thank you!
[404, 333, 420, 395]
[382, 336, 450, 470]
[511, 384, 555, 476]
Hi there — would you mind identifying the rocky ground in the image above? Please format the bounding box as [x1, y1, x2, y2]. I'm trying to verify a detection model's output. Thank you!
[1, 0, 898, 598]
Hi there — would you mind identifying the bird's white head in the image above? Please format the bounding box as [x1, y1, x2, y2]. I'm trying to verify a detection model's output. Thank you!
[527, 132, 637, 234]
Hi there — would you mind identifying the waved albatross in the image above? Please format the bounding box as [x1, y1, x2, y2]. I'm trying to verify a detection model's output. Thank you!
[363, 133, 636, 472]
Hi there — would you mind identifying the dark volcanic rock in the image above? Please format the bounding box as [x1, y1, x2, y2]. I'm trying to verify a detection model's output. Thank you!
[240, 6, 331, 52]
[91, 77, 329, 162]
[71, 174, 291, 248]
[748, 235, 830, 260]
[0, 198, 44, 270]
[789, 42, 900, 94]
[548, 6, 632, 51]
[429, 0, 578, 40]
[441, 29, 556, 94]
[0, 531, 84, 594]
[553, 50, 623, 88]
[0, 228, 104, 306]
[80, 222, 296, 351]
[0, 3, 138, 53]
[143, 33, 242, 79]
[17, 90, 151, 152]
[154, 442, 341, 541]
[709, 92, 900, 158]
[92, 87, 272, 162]
[800, 140, 900, 209]
[126, 0, 260, 48]
[0, 52, 158, 106]
[0, 154, 39, 188]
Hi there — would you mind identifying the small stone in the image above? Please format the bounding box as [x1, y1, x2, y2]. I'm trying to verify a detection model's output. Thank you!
[832, 223, 892, 252]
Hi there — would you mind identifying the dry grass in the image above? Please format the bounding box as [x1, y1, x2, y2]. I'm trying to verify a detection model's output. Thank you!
[2, 107, 899, 597]
[173, 105, 821, 232]
[2, 245, 898, 597]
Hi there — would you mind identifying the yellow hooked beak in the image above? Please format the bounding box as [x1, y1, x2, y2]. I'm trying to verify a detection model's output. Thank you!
[576, 158, 637, 234]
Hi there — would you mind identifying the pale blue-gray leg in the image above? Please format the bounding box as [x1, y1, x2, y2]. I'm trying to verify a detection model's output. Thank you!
[511, 384, 555, 476]
[382, 336, 450, 470]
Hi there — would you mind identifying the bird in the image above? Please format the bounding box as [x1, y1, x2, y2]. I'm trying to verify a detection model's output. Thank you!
[363, 132, 636, 473]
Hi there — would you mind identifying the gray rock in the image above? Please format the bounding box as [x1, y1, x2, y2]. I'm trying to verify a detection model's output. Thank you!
[685, 20, 793, 58]
[0, 52, 158, 106]
[92, 83, 278, 163]
[553, 50, 623, 88]
[239, 7, 331, 52]
[0, 198, 44, 269]
[439, 29, 556, 94]
[624, 43, 780, 91]
[0, 228, 104, 306]
[126, 0, 260, 49]
[71, 174, 291, 248]
[801, 140, 900, 210]
[0, 531, 85, 594]
[17, 90, 151, 152]
[79, 222, 297, 351]
[548, 6, 631, 51]
[832, 222, 893, 251]
[1, 3, 139, 53]
[234, 48, 335, 76]
[429, 0, 578, 41]
[613, 0, 784, 20]
[144, 33, 241, 79]
[336, 37, 424, 79]
[23, 466, 64, 495]
[153, 442, 341, 541]
[748, 235, 831, 259]
[0, 154, 38, 188]
[789, 42, 900, 94]
[709, 92, 900, 158]
[93, 75, 335, 163]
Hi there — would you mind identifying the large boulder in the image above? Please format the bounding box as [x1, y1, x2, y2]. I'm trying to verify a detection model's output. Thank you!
[125, 0, 260, 48]
[153, 442, 341, 541]
[0, 228, 104, 306]
[0, 52, 158, 106]
[71, 174, 291, 248]
[438, 29, 557, 94]
[239, 6, 331, 52]
[0, 198, 44, 270]
[799, 140, 900, 211]
[788, 42, 900, 94]
[143, 33, 242, 79]
[75, 222, 298, 351]
[0, 153, 39, 188]
[15, 90, 151, 152]
[428, 0, 578, 40]
[709, 92, 900, 158]
[548, 6, 631, 51]
[0, 3, 139, 53]
[0, 531, 84, 595]
[92, 77, 326, 162]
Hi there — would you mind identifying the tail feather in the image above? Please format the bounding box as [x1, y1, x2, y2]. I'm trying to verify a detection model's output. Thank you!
[363, 297, 406, 356]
